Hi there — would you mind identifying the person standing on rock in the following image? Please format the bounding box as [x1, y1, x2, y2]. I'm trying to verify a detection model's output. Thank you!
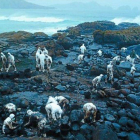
[6, 52, 17, 72]
[130, 49, 139, 64]
[106, 61, 114, 84]
[130, 64, 136, 76]
[80, 44, 86, 54]
[0, 52, 7, 72]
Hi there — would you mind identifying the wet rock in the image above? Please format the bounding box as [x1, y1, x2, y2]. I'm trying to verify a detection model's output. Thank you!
[84, 91, 91, 99]
[55, 84, 66, 92]
[104, 88, 116, 96]
[105, 114, 115, 122]
[60, 116, 70, 137]
[128, 132, 140, 140]
[19, 98, 29, 108]
[20, 50, 29, 56]
[119, 89, 131, 96]
[66, 64, 75, 71]
[75, 133, 86, 140]
[92, 125, 119, 140]
[127, 119, 135, 128]
[80, 124, 94, 139]
[34, 77, 42, 84]
[127, 94, 140, 106]
[112, 123, 121, 132]
[104, 51, 113, 58]
[0, 86, 12, 95]
[90, 66, 106, 76]
[71, 122, 80, 131]
[118, 61, 131, 70]
[18, 71, 26, 78]
[118, 109, 127, 117]
[112, 81, 121, 90]
[109, 98, 124, 105]
[117, 132, 128, 138]
[119, 117, 128, 126]
[124, 101, 139, 110]
[70, 110, 83, 123]
[104, 121, 111, 127]
[24, 69, 32, 78]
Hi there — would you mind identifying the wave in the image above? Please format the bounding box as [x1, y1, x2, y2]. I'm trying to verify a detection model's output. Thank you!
[24, 27, 67, 35]
[111, 16, 140, 25]
[0, 15, 64, 23]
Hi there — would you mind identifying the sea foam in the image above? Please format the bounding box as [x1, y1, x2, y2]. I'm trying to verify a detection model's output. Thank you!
[111, 16, 140, 25]
[0, 15, 64, 23]
[24, 27, 67, 35]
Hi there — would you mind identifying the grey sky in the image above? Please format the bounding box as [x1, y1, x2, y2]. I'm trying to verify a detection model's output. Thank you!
[26, 0, 140, 9]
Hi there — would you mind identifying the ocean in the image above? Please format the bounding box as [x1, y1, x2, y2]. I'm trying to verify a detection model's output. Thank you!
[0, 8, 140, 35]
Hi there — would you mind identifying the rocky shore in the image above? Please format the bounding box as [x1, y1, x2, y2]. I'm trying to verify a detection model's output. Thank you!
[0, 21, 140, 140]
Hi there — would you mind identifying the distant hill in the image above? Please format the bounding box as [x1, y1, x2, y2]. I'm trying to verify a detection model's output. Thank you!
[51, 1, 139, 16]
[51, 1, 113, 11]
[0, 0, 54, 9]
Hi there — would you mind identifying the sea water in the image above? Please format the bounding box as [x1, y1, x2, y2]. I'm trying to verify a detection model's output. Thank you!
[0, 8, 139, 35]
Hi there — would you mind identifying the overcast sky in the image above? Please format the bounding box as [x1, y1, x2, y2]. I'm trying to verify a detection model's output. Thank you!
[26, 0, 140, 9]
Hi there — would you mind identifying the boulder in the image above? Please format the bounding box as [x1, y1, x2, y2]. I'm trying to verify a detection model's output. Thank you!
[34, 77, 42, 84]
[70, 110, 83, 123]
[92, 125, 118, 140]
[0, 86, 12, 95]
[119, 117, 128, 126]
[119, 89, 130, 96]
[20, 50, 29, 56]
[112, 123, 121, 132]
[118, 109, 127, 117]
[55, 84, 66, 92]
[128, 132, 140, 140]
[105, 114, 115, 122]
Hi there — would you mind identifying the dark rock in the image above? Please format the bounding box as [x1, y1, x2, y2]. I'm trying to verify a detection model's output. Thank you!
[20, 50, 29, 56]
[124, 101, 139, 109]
[119, 117, 128, 126]
[71, 122, 80, 131]
[34, 77, 42, 84]
[109, 98, 124, 105]
[119, 89, 131, 96]
[118, 22, 139, 29]
[127, 119, 135, 128]
[104, 88, 115, 96]
[84, 91, 91, 99]
[118, 109, 127, 117]
[0, 86, 12, 95]
[127, 94, 140, 106]
[70, 110, 83, 123]
[75, 133, 86, 140]
[60, 116, 70, 137]
[105, 114, 115, 122]
[128, 132, 140, 140]
[80, 124, 94, 137]
[24, 69, 32, 78]
[19, 98, 29, 108]
[90, 66, 106, 76]
[127, 94, 136, 103]
[112, 81, 121, 90]
[55, 84, 66, 92]
[112, 123, 121, 132]
[66, 64, 75, 71]
[92, 125, 119, 140]
[117, 132, 128, 138]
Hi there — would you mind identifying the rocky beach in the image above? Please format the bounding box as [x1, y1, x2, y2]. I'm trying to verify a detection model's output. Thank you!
[0, 21, 140, 140]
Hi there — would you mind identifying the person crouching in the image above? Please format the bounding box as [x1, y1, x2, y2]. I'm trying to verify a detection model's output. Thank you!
[24, 110, 47, 137]
[2, 114, 18, 135]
